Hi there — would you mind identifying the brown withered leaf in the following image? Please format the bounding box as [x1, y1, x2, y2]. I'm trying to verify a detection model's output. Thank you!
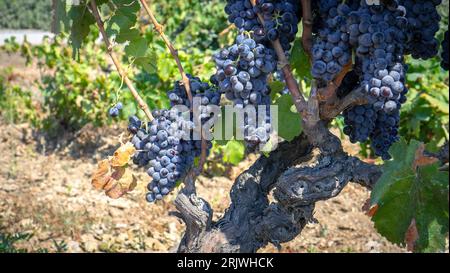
[91, 158, 137, 199]
[105, 167, 137, 199]
[405, 218, 419, 252]
[413, 143, 438, 170]
[91, 159, 111, 190]
[110, 142, 136, 167]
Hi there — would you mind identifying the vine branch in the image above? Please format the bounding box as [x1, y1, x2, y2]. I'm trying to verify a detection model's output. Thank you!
[89, 0, 154, 121]
[249, 0, 307, 114]
[300, 0, 313, 59]
[138, 0, 193, 104]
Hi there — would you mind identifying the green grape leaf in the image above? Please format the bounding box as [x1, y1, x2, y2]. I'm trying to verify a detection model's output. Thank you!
[68, 5, 95, 60]
[370, 139, 449, 253]
[125, 37, 147, 58]
[290, 38, 311, 79]
[54, 0, 69, 34]
[269, 80, 285, 101]
[275, 94, 302, 141]
[106, 13, 136, 38]
[222, 140, 245, 165]
[134, 55, 158, 74]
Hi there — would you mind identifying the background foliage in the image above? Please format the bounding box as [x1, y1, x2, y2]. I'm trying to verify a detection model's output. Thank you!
[0, 0, 52, 30]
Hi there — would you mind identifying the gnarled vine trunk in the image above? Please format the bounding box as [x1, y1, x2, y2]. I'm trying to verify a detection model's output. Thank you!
[174, 121, 383, 252]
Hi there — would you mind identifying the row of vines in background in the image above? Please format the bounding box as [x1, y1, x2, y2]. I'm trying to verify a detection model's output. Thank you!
[0, 1, 52, 30]
[0, 0, 448, 160]
[0, 0, 245, 168]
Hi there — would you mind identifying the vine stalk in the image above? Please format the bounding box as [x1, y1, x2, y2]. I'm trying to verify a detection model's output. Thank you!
[138, 0, 193, 104]
[300, 0, 313, 59]
[89, 0, 154, 121]
[249, 0, 307, 114]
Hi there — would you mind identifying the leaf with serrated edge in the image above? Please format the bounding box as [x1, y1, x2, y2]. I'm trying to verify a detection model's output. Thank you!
[370, 139, 449, 252]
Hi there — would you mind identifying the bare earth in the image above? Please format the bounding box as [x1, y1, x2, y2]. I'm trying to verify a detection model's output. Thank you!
[0, 122, 405, 253]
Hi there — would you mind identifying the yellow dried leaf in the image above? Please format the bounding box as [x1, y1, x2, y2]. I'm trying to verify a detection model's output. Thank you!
[110, 142, 136, 167]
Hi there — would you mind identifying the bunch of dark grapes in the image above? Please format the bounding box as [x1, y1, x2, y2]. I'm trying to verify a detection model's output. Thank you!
[128, 110, 202, 203]
[225, 0, 259, 32]
[343, 104, 378, 143]
[168, 74, 222, 125]
[399, 0, 442, 59]
[225, 0, 300, 51]
[311, 0, 353, 85]
[347, 2, 408, 113]
[370, 109, 400, 160]
[108, 102, 123, 118]
[441, 31, 449, 70]
[252, 0, 300, 50]
[341, 1, 412, 159]
[213, 34, 276, 107]
[213, 33, 275, 148]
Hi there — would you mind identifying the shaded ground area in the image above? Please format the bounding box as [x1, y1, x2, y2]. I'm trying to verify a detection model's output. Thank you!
[0, 121, 405, 253]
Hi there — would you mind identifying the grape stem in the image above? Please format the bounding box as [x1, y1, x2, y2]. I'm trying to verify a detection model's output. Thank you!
[317, 61, 353, 108]
[300, 0, 313, 59]
[320, 85, 368, 120]
[219, 24, 235, 36]
[249, 0, 307, 114]
[89, 0, 154, 121]
[138, 0, 193, 105]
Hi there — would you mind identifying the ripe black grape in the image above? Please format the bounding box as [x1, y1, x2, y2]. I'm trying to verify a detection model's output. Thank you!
[108, 102, 123, 118]
[399, 0, 442, 60]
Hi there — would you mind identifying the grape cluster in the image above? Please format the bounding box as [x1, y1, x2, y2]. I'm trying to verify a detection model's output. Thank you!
[370, 109, 400, 160]
[108, 102, 123, 118]
[337, 1, 411, 159]
[441, 31, 449, 71]
[252, 0, 300, 50]
[213, 34, 276, 107]
[311, 0, 352, 84]
[343, 104, 377, 143]
[347, 2, 409, 113]
[225, 0, 300, 51]
[128, 110, 202, 203]
[400, 0, 442, 59]
[168, 74, 222, 125]
[213, 33, 275, 148]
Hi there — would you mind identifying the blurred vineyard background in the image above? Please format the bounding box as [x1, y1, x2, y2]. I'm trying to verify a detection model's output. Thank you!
[0, 0, 448, 253]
